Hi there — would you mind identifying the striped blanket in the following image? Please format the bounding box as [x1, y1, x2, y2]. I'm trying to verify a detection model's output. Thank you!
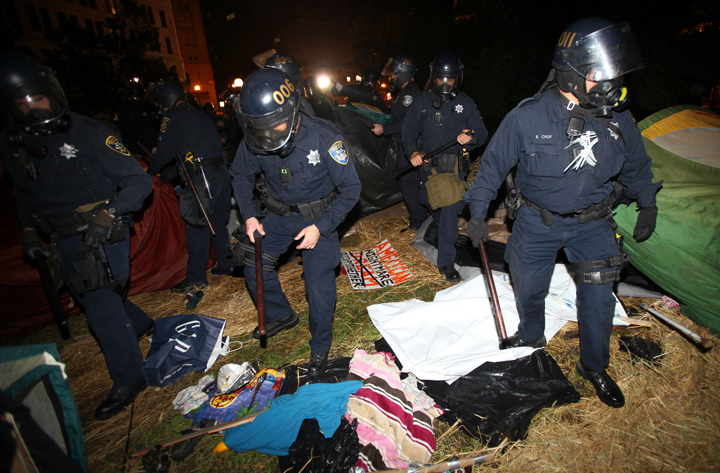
[345, 349, 443, 471]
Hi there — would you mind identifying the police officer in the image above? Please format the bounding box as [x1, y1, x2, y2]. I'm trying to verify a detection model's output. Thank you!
[265, 53, 304, 95]
[230, 69, 361, 374]
[116, 82, 160, 157]
[304, 76, 334, 121]
[402, 52, 488, 281]
[331, 68, 390, 114]
[147, 79, 236, 291]
[0, 51, 154, 420]
[371, 55, 427, 230]
[464, 18, 661, 408]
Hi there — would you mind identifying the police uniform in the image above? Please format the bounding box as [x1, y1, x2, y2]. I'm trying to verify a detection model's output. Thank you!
[384, 80, 426, 229]
[148, 102, 234, 285]
[1, 112, 154, 389]
[230, 116, 361, 355]
[464, 88, 660, 372]
[402, 90, 488, 267]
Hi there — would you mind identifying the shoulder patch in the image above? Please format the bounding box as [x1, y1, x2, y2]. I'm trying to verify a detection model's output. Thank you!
[105, 136, 131, 156]
[402, 95, 413, 107]
[328, 141, 349, 165]
[160, 116, 170, 133]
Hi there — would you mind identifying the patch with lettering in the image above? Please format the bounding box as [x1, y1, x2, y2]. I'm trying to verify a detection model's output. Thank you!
[402, 95, 413, 107]
[328, 141, 349, 165]
[105, 136, 131, 156]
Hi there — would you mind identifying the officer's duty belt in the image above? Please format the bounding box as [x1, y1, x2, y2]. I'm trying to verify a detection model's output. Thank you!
[184, 155, 225, 178]
[43, 211, 133, 239]
[521, 192, 617, 227]
[264, 192, 337, 221]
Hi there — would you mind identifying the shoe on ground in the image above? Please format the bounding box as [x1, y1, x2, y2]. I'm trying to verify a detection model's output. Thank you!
[94, 378, 147, 420]
[252, 311, 299, 339]
[438, 265, 461, 282]
[500, 331, 547, 349]
[308, 351, 329, 375]
[136, 320, 155, 341]
[210, 265, 243, 277]
[170, 280, 207, 293]
[576, 360, 625, 408]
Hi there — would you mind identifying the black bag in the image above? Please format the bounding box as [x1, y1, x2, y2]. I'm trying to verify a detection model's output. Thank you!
[70, 247, 108, 293]
[178, 175, 211, 228]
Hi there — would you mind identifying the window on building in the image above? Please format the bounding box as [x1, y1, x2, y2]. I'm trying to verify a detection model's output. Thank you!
[69, 15, 79, 26]
[165, 37, 173, 54]
[95, 20, 105, 38]
[85, 18, 94, 33]
[184, 2, 189, 10]
[177, 1, 183, 9]
[195, 72, 201, 79]
[39, 8, 53, 34]
[89, 0, 97, 8]
[147, 6, 154, 24]
[25, 5, 42, 32]
[159, 10, 167, 28]
[57, 12, 68, 28]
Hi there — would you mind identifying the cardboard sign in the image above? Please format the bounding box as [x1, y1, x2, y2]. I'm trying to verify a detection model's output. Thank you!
[341, 240, 412, 290]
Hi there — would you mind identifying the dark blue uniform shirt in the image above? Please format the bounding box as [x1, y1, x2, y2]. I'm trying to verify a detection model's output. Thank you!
[149, 102, 224, 173]
[230, 116, 362, 237]
[383, 80, 422, 138]
[2, 112, 152, 228]
[402, 91, 488, 166]
[465, 89, 660, 218]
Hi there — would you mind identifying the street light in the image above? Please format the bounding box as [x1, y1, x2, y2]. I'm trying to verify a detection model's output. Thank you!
[232, 78, 243, 88]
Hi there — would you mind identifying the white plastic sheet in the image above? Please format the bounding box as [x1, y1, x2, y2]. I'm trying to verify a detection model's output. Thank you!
[367, 264, 627, 383]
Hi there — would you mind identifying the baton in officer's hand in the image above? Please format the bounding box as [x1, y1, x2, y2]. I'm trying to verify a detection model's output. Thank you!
[395, 130, 474, 179]
[175, 146, 216, 236]
[253, 230, 266, 337]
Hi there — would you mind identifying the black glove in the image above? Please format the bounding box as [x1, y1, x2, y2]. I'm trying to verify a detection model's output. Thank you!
[633, 204, 658, 242]
[466, 217, 489, 247]
[21, 229, 50, 259]
[159, 165, 179, 184]
[84, 211, 115, 247]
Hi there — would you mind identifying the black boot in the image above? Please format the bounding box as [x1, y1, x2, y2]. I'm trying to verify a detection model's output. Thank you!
[252, 311, 299, 339]
[94, 378, 148, 420]
[308, 352, 329, 375]
[500, 331, 547, 349]
[576, 360, 625, 408]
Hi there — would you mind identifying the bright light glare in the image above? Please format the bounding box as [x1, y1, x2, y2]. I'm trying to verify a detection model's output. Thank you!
[380, 83, 386, 88]
[232, 78, 243, 88]
[219, 101, 225, 108]
[133, 77, 139, 82]
[355, 75, 362, 82]
[194, 85, 200, 91]
[318, 76, 330, 88]
[346, 76, 351, 82]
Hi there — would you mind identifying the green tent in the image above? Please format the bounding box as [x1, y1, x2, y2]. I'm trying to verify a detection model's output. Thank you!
[614, 105, 720, 332]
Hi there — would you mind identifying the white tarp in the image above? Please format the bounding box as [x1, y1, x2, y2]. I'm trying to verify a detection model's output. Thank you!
[367, 264, 627, 383]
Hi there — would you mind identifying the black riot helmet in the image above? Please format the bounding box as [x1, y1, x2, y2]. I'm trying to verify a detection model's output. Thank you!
[386, 54, 416, 90]
[264, 53, 303, 95]
[363, 68, 379, 89]
[152, 79, 185, 109]
[222, 90, 238, 113]
[0, 50, 70, 135]
[430, 52, 463, 100]
[552, 17, 644, 117]
[235, 68, 301, 157]
[304, 76, 320, 96]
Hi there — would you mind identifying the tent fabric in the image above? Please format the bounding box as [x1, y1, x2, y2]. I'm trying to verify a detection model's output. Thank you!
[613, 105, 720, 332]
[0, 344, 86, 471]
[331, 106, 402, 217]
[367, 264, 627, 383]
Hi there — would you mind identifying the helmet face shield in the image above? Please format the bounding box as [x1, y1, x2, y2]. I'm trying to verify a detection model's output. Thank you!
[235, 91, 299, 154]
[561, 22, 644, 81]
[2, 70, 67, 132]
[431, 76, 458, 96]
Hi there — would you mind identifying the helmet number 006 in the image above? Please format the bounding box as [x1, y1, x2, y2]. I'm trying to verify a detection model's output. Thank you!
[273, 79, 296, 105]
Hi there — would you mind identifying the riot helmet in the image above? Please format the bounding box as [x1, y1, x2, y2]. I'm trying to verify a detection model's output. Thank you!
[0, 50, 70, 135]
[304, 76, 320, 96]
[363, 68, 379, 89]
[152, 79, 185, 109]
[235, 68, 301, 157]
[222, 90, 238, 113]
[430, 52, 463, 100]
[386, 55, 416, 91]
[553, 18, 644, 117]
[264, 54, 303, 95]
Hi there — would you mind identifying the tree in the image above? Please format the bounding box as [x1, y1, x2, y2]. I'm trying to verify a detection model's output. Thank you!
[43, 0, 174, 115]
